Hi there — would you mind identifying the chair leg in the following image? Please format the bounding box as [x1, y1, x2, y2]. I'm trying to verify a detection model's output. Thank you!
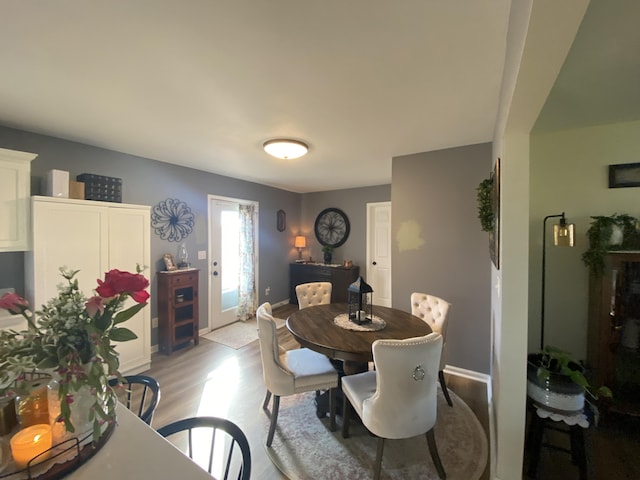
[262, 390, 272, 411]
[374, 437, 385, 480]
[439, 370, 453, 407]
[426, 429, 446, 479]
[342, 394, 351, 438]
[266, 395, 280, 447]
[329, 388, 336, 432]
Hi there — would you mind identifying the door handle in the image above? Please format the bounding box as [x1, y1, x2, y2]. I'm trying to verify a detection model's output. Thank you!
[213, 271, 219, 276]
[372, 261, 377, 265]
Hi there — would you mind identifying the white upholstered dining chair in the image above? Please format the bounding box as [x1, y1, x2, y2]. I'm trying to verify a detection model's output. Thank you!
[295, 282, 332, 309]
[341, 333, 446, 480]
[256, 302, 339, 447]
[410, 292, 453, 406]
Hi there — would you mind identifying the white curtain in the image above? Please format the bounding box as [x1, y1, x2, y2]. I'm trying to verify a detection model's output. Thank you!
[237, 204, 256, 321]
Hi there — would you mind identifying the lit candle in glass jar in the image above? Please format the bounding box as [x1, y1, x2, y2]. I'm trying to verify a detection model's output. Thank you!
[10, 424, 52, 468]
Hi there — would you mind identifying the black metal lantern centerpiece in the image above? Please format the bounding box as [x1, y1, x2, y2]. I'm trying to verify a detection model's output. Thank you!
[348, 276, 373, 325]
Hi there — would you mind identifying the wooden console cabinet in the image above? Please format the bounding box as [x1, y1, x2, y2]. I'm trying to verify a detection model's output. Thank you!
[157, 269, 200, 354]
[289, 263, 360, 305]
[588, 252, 640, 415]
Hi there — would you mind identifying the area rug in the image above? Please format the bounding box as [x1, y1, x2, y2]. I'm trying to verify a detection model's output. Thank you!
[264, 388, 488, 480]
[201, 316, 286, 349]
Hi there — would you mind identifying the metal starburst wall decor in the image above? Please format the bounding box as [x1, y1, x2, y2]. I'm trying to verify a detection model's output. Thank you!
[151, 198, 195, 242]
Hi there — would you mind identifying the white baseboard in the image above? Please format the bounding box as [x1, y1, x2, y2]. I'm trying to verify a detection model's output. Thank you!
[271, 299, 290, 308]
[443, 365, 490, 385]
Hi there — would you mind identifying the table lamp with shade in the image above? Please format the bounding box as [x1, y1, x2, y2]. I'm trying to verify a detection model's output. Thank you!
[294, 236, 306, 261]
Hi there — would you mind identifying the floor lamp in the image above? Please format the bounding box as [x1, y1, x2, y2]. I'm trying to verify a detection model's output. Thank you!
[540, 212, 575, 350]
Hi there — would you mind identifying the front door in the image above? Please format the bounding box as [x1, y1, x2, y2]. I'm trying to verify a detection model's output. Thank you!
[208, 197, 240, 330]
[366, 202, 392, 307]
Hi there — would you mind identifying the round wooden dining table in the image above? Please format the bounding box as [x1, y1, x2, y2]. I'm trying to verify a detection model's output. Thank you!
[286, 303, 432, 375]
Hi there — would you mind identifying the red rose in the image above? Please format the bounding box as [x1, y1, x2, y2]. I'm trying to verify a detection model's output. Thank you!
[0, 292, 29, 314]
[96, 269, 150, 303]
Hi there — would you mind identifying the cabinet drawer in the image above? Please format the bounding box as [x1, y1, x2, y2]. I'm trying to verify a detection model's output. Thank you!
[168, 272, 198, 285]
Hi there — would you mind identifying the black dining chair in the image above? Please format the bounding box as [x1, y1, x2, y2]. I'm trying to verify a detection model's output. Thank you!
[108, 374, 161, 425]
[157, 416, 251, 480]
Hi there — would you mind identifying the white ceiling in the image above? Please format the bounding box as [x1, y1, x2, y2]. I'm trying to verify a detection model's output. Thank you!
[0, 1, 511, 193]
[534, 0, 640, 132]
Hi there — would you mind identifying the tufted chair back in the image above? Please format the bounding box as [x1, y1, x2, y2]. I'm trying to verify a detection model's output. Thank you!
[296, 282, 332, 309]
[256, 302, 294, 396]
[362, 333, 442, 439]
[410, 293, 451, 365]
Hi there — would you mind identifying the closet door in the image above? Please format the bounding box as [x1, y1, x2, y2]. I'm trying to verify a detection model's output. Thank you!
[27, 197, 109, 309]
[108, 206, 151, 373]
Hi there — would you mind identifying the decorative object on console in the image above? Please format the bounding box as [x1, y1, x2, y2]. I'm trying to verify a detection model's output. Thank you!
[163, 253, 177, 271]
[322, 245, 333, 264]
[76, 173, 122, 203]
[177, 243, 190, 269]
[151, 198, 195, 242]
[582, 213, 639, 276]
[539, 212, 574, 350]
[609, 162, 640, 188]
[0, 267, 149, 443]
[294, 235, 306, 261]
[277, 209, 286, 232]
[263, 139, 309, 160]
[315, 208, 350, 248]
[348, 276, 373, 325]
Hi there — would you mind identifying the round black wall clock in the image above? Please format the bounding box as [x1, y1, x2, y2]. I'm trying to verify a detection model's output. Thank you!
[314, 208, 350, 248]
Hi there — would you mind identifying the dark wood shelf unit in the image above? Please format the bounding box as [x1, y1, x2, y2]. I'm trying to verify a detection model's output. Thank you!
[289, 263, 360, 305]
[588, 252, 640, 415]
[157, 269, 200, 355]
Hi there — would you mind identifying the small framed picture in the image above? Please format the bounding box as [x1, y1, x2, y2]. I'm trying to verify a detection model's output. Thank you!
[163, 253, 177, 271]
[609, 163, 640, 188]
[277, 209, 286, 232]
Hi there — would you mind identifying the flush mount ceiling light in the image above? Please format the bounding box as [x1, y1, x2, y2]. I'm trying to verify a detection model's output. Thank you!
[263, 139, 309, 160]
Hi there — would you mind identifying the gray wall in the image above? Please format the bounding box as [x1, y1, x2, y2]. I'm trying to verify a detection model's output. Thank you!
[301, 185, 391, 268]
[0, 126, 301, 345]
[391, 143, 492, 373]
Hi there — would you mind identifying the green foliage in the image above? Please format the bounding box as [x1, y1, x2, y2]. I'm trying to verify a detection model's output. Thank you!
[322, 245, 334, 254]
[476, 177, 494, 232]
[582, 214, 640, 276]
[535, 346, 613, 400]
[0, 267, 149, 440]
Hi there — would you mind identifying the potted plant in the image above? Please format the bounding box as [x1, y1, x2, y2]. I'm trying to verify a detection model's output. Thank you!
[582, 213, 639, 276]
[0, 266, 149, 443]
[322, 245, 334, 264]
[527, 346, 612, 415]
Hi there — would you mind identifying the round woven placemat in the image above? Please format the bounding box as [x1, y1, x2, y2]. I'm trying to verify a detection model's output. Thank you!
[334, 313, 386, 331]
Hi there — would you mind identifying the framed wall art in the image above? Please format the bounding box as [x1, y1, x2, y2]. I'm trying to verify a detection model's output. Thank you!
[489, 158, 500, 269]
[609, 162, 640, 188]
[277, 209, 286, 232]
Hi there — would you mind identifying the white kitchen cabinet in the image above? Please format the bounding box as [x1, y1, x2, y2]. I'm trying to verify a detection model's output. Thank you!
[0, 148, 36, 251]
[25, 196, 151, 374]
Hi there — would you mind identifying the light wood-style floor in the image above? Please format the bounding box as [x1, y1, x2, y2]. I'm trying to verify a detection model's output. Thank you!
[146, 304, 490, 480]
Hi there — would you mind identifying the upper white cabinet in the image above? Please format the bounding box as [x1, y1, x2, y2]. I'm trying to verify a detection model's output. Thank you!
[25, 196, 152, 374]
[0, 148, 36, 251]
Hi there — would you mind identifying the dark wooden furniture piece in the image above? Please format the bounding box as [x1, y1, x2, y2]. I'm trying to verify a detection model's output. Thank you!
[157, 269, 200, 355]
[286, 303, 431, 375]
[525, 401, 588, 480]
[587, 252, 640, 416]
[289, 263, 360, 305]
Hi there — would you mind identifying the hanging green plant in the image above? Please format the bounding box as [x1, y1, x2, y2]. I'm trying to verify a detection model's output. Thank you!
[582, 213, 640, 276]
[476, 176, 494, 232]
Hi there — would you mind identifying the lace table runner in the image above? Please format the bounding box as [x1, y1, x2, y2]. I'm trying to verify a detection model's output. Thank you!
[334, 313, 386, 331]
